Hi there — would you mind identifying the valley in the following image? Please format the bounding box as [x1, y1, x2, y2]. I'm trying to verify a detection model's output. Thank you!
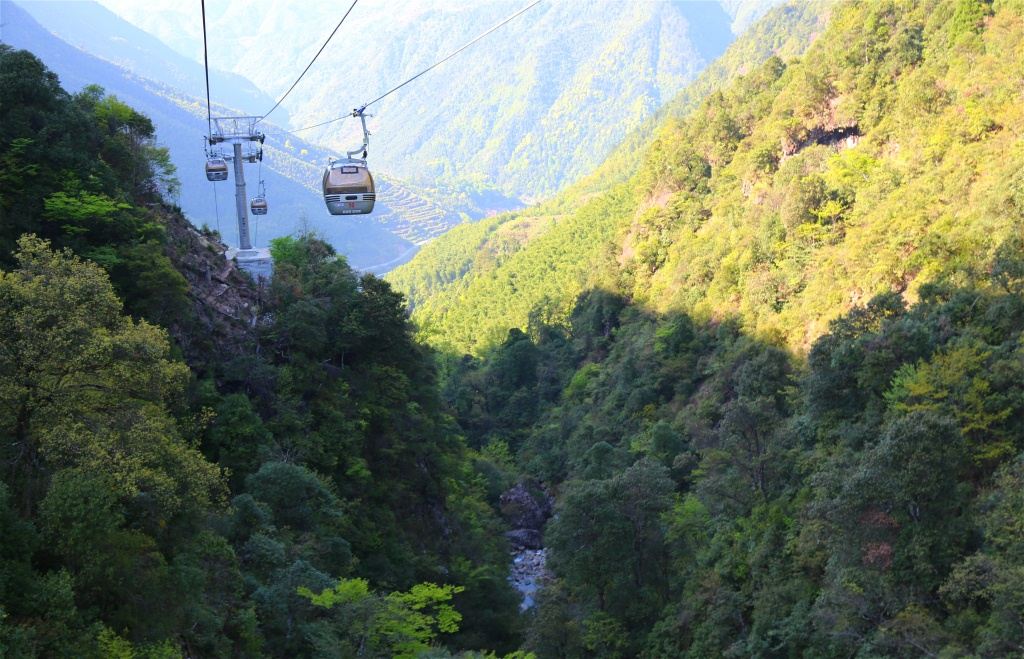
[2, 0, 1024, 657]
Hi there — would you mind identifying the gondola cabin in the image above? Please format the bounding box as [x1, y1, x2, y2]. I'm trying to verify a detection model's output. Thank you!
[323, 160, 375, 215]
[205, 157, 229, 181]
[250, 196, 268, 215]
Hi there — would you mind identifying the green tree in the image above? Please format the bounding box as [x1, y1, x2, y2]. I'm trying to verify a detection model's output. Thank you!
[546, 459, 674, 648]
[814, 412, 970, 652]
[0, 237, 227, 649]
[0, 236, 222, 515]
[300, 577, 465, 658]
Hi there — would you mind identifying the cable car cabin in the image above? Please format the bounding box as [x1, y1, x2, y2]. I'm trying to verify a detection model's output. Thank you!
[205, 158, 229, 182]
[323, 160, 375, 215]
[250, 196, 268, 215]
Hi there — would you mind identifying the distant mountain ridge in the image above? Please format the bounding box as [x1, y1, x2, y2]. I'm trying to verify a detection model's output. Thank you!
[14, 0, 287, 125]
[91, 0, 752, 199]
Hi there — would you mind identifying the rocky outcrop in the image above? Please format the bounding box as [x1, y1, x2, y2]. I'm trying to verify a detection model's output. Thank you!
[510, 548, 547, 610]
[501, 481, 554, 609]
[499, 481, 553, 539]
[160, 206, 263, 369]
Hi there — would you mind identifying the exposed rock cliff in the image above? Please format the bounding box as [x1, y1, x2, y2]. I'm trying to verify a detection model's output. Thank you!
[160, 205, 262, 370]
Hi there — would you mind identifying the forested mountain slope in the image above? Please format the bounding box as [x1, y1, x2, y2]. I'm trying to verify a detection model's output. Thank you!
[408, 1, 1024, 656]
[722, 0, 794, 32]
[393, 0, 1023, 356]
[388, 0, 832, 351]
[565, 0, 830, 201]
[94, 0, 740, 199]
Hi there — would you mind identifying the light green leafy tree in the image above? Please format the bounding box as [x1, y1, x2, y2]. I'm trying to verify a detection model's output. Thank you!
[0, 235, 222, 515]
[299, 577, 465, 658]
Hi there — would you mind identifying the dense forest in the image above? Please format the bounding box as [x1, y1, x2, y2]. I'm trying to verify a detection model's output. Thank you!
[4, 0, 1024, 656]
[439, 248, 1024, 656]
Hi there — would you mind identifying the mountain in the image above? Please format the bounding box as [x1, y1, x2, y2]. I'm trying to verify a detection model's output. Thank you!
[92, 0, 742, 200]
[6, 0, 1024, 657]
[397, 0, 1020, 355]
[567, 0, 829, 200]
[14, 0, 288, 125]
[388, 0, 830, 352]
[720, 0, 793, 31]
[406, 1, 1024, 656]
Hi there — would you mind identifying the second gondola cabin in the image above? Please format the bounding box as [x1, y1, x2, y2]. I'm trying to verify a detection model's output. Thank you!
[205, 157, 229, 181]
[250, 196, 268, 215]
[323, 160, 375, 215]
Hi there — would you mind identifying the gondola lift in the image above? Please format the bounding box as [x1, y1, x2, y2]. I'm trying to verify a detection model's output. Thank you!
[251, 180, 268, 215]
[322, 107, 375, 215]
[205, 152, 229, 181]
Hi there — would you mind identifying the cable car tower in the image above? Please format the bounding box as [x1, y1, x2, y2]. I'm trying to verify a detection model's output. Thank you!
[208, 116, 265, 251]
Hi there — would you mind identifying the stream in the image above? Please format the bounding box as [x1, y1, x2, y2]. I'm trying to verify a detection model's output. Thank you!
[500, 481, 553, 611]
[509, 547, 547, 610]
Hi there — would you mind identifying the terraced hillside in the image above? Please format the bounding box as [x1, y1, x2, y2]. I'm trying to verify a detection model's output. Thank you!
[376, 180, 456, 244]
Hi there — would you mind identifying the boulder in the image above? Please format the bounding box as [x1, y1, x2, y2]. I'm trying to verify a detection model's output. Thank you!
[505, 528, 544, 550]
[499, 481, 553, 531]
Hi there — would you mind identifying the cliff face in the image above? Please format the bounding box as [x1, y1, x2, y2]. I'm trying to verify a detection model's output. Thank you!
[161, 205, 262, 369]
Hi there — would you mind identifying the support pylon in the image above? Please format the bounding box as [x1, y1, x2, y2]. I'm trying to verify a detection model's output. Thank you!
[208, 116, 264, 251]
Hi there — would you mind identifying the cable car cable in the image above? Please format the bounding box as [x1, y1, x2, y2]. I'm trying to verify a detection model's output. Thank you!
[200, 0, 213, 139]
[212, 181, 221, 235]
[363, 0, 541, 109]
[257, 0, 359, 124]
[291, 0, 543, 133]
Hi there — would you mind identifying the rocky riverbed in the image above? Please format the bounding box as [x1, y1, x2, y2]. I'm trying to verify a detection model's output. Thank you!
[499, 481, 554, 610]
[510, 548, 547, 610]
